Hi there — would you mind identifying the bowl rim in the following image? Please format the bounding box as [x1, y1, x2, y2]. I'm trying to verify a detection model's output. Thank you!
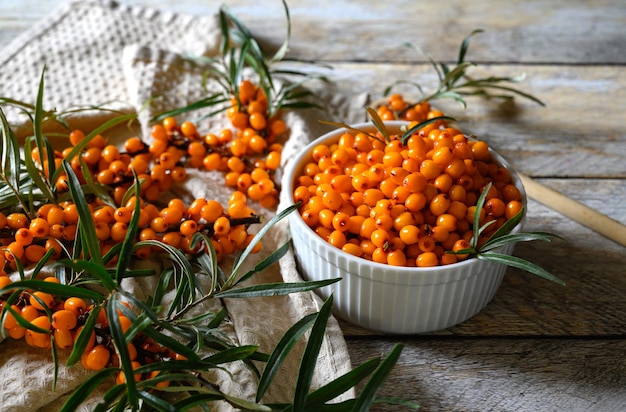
[283, 120, 527, 275]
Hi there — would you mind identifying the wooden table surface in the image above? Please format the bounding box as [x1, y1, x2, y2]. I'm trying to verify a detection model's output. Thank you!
[3, 0, 626, 410]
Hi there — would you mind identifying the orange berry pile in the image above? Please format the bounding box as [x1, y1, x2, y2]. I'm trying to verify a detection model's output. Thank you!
[0, 80, 287, 274]
[0, 78, 283, 378]
[0, 275, 180, 383]
[292, 96, 523, 267]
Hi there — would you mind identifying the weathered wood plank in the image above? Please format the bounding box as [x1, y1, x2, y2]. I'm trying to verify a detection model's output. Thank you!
[1, 0, 625, 64]
[346, 338, 626, 411]
[310, 63, 626, 178]
[1, 3, 624, 177]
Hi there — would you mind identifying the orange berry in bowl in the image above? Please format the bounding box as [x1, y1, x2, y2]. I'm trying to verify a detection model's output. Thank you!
[282, 120, 527, 334]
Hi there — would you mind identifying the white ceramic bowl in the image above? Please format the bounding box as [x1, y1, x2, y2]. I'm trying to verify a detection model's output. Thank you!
[283, 121, 526, 334]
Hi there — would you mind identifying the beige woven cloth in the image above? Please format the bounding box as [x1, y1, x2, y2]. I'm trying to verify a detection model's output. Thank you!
[0, 0, 367, 410]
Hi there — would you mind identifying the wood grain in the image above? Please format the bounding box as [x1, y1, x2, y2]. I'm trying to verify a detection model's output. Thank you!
[1, 0, 625, 410]
[346, 338, 626, 411]
[3, 0, 626, 64]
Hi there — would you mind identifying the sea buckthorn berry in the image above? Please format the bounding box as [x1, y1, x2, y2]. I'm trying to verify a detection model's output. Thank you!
[372, 247, 388, 264]
[52, 309, 78, 330]
[416, 252, 438, 267]
[452, 239, 471, 260]
[399, 225, 420, 245]
[387, 249, 407, 267]
[30, 291, 54, 310]
[370, 229, 390, 249]
[6, 213, 29, 230]
[24, 244, 46, 263]
[420, 160, 441, 180]
[53, 328, 74, 349]
[485, 198, 506, 217]
[429, 194, 451, 216]
[213, 216, 231, 235]
[440, 253, 458, 266]
[342, 243, 363, 257]
[110, 222, 129, 242]
[502, 184, 522, 202]
[64, 297, 87, 316]
[505, 200, 523, 219]
[81, 344, 111, 371]
[26, 316, 52, 349]
[2, 304, 20, 330]
[69, 130, 85, 146]
[436, 213, 458, 232]
[14, 228, 34, 247]
[94, 221, 112, 241]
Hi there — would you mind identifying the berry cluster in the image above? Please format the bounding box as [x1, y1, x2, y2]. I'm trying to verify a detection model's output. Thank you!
[0, 79, 286, 379]
[292, 95, 523, 267]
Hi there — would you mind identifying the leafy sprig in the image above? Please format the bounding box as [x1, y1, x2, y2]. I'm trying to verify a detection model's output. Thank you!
[384, 29, 545, 108]
[450, 181, 565, 285]
[320, 111, 564, 286]
[0, 67, 412, 411]
[152, 0, 325, 124]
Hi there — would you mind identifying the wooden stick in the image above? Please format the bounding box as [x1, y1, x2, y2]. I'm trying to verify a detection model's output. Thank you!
[518, 173, 626, 247]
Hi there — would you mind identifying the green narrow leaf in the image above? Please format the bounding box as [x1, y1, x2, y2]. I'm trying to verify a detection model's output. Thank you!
[62, 161, 103, 266]
[235, 241, 291, 286]
[140, 324, 202, 362]
[480, 232, 559, 252]
[0, 279, 104, 301]
[107, 293, 140, 409]
[172, 393, 226, 410]
[78, 155, 115, 206]
[6, 305, 50, 333]
[483, 206, 524, 244]
[191, 232, 220, 296]
[317, 120, 382, 143]
[0, 107, 22, 196]
[23, 136, 56, 204]
[304, 357, 382, 407]
[429, 90, 467, 108]
[400, 116, 456, 144]
[31, 247, 56, 278]
[293, 295, 334, 410]
[471, 182, 491, 248]
[270, 0, 292, 63]
[439, 61, 475, 89]
[229, 203, 298, 283]
[138, 390, 177, 412]
[60, 259, 115, 292]
[204, 345, 259, 365]
[477, 252, 565, 285]
[51, 335, 60, 390]
[59, 368, 118, 412]
[257, 313, 317, 402]
[66, 305, 101, 367]
[353, 344, 404, 412]
[367, 108, 390, 142]
[116, 172, 142, 282]
[218, 5, 231, 56]
[458, 29, 484, 64]
[138, 240, 197, 297]
[150, 94, 230, 123]
[215, 278, 340, 299]
[208, 307, 228, 329]
[465, 83, 546, 106]
[94, 384, 127, 411]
